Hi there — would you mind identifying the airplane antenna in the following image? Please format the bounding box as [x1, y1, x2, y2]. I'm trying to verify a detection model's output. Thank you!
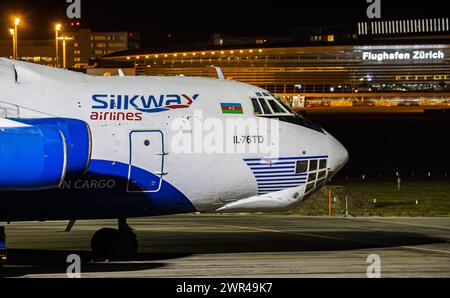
[209, 66, 225, 80]
[215, 67, 225, 80]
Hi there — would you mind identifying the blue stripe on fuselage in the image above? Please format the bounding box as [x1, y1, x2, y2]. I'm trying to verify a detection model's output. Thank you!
[0, 160, 197, 221]
[88, 160, 197, 215]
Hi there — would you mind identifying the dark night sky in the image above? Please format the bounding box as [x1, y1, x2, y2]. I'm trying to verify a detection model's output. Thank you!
[0, 0, 448, 47]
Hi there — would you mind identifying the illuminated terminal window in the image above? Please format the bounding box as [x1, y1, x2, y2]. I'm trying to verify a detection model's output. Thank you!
[108, 43, 126, 48]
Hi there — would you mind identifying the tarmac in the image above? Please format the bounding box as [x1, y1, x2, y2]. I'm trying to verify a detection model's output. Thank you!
[1, 215, 450, 278]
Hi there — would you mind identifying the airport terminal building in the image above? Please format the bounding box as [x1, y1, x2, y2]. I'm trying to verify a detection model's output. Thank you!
[0, 26, 139, 69]
[102, 18, 450, 112]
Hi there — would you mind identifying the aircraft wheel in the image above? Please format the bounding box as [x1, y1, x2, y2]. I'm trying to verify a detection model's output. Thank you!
[115, 230, 138, 259]
[90, 228, 118, 259]
[91, 228, 137, 259]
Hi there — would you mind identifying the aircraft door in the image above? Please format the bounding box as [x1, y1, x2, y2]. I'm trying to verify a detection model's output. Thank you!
[128, 130, 166, 192]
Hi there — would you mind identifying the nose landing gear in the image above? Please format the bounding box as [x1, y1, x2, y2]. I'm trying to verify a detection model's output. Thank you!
[90, 217, 138, 259]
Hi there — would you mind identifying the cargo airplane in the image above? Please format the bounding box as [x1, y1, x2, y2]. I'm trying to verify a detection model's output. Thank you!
[0, 58, 348, 259]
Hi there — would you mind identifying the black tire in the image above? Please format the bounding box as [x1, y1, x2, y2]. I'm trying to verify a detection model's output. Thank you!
[91, 228, 138, 259]
[115, 230, 138, 259]
[90, 228, 118, 259]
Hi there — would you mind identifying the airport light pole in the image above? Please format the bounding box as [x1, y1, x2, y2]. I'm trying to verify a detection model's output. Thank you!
[9, 28, 15, 59]
[58, 36, 73, 69]
[13, 18, 20, 59]
[55, 24, 62, 67]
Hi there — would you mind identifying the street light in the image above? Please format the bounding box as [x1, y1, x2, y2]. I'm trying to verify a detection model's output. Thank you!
[55, 24, 62, 67]
[57, 36, 73, 69]
[9, 28, 15, 59]
[13, 18, 20, 59]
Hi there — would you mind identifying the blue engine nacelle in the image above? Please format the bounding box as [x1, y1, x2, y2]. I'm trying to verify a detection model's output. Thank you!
[0, 118, 92, 190]
[0, 125, 67, 190]
[16, 118, 92, 175]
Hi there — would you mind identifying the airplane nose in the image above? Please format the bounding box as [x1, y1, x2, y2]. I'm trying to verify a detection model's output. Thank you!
[326, 132, 349, 173]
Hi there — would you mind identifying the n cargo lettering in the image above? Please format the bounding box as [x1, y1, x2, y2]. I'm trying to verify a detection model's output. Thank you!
[90, 93, 199, 121]
[60, 179, 116, 190]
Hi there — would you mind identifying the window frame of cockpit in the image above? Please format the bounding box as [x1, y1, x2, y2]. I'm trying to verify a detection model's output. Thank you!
[258, 98, 273, 114]
[267, 98, 289, 114]
[250, 96, 292, 117]
[250, 94, 325, 134]
[251, 98, 263, 115]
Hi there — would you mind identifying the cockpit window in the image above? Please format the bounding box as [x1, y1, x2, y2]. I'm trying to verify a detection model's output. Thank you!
[277, 98, 296, 114]
[252, 96, 291, 116]
[258, 98, 273, 114]
[268, 99, 287, 114]
[251, 98, 262, 115]
[250, 91, 324, 134]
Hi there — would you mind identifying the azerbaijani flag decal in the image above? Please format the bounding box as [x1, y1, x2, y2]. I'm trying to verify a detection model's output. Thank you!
[221, 103, 243, 114]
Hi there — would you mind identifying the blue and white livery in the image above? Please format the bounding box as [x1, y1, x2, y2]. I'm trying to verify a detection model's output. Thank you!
[0, 58, 348, 258]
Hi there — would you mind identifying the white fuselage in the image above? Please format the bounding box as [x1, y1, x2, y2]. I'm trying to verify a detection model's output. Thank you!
[0, 59, 348, 220]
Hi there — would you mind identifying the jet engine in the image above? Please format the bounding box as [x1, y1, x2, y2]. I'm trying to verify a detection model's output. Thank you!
[0, 118, 92, 190]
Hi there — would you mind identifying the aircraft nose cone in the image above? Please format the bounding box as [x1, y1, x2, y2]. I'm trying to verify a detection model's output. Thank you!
[327, 133, 349, 173]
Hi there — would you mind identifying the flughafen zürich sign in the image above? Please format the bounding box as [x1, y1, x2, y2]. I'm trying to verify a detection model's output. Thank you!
[362, 50, 445, 62]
